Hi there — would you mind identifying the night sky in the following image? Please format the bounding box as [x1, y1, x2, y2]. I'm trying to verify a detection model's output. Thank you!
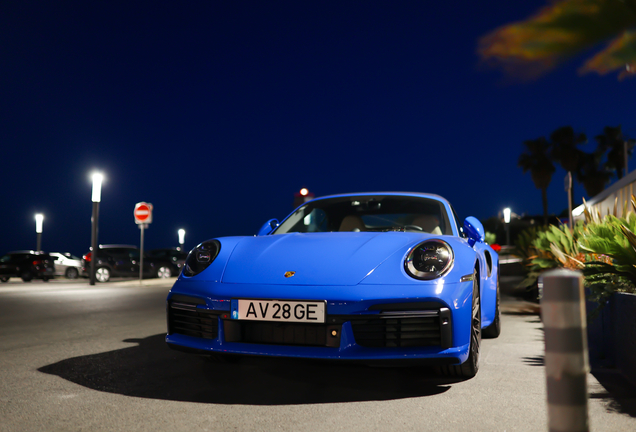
[2, 1, 635, 257]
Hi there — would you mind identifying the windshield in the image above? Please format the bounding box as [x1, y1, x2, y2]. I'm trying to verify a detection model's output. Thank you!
[274, 195, 453, 235]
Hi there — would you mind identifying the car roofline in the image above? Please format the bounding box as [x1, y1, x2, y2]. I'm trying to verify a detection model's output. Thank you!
[7, 250, 49, 254]
[306, 192, 450, 205]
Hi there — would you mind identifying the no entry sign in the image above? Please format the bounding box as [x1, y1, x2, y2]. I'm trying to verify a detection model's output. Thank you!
[134, 202, 153, 224]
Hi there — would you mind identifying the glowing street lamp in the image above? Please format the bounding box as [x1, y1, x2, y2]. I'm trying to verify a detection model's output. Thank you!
[503, 208, 511, 245]
[90, 172, 104, 286]
[35, 214, 44, 252]
[178, 229, 186, 251]
[92, 173, 103, 202]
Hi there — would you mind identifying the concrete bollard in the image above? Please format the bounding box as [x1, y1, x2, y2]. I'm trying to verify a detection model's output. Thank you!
[540, 269, 589, 432]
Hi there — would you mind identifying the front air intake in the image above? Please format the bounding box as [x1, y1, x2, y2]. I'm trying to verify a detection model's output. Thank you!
[349, 308, 452, 348]
[168, 301, 220, 339]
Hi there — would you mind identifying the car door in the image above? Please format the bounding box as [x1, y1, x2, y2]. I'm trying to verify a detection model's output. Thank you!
[0, 254, 18, 277]
[104, 248, 134, 276]
[51, 253, 67, 276]
[141, 251, 157, 277]
[125, 249, 141, 276]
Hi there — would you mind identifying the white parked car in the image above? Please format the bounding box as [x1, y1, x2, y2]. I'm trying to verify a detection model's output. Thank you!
[50, 252, 83, 279]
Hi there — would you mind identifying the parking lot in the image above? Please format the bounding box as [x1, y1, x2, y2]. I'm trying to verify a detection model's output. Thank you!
[1, 279, 635, 431]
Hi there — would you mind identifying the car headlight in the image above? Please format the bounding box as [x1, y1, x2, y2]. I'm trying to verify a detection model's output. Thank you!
[404, 239, 454, 280]
[183, 240, 221, 277]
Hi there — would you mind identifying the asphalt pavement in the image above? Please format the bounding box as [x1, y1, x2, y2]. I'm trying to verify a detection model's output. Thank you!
[0, 277, 634, 431]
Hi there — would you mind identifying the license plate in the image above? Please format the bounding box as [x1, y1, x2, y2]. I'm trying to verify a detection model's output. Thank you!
[232, 299, 326, 323]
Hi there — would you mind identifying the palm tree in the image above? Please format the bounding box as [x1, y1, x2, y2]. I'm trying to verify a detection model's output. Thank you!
[595, 125, 635, 179]
[519, 137, 556, 224]
[578, 150, 613, 197]
[550, 126, 587, 208]
[479, 0, 636, 80]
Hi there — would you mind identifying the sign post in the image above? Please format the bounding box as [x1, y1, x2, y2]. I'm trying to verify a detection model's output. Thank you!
[134, 202, 153, 284]
[565, 172, 573, 229]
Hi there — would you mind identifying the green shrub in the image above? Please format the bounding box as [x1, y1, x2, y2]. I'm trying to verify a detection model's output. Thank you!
[579, 213, 636, 311]
[506, 196, 636, 315]
[485, 231, 497, 246]
[515, 223, 585, 295]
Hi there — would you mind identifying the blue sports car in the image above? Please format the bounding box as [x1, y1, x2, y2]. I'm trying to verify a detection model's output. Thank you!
[166, 192, 500, 378]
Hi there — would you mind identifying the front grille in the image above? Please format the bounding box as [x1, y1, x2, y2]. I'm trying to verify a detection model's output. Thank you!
[168, 302, 220, 339]
[168, 298, 451, 350]
[223, 320, 341, 348]
[349, 309, 452, 348]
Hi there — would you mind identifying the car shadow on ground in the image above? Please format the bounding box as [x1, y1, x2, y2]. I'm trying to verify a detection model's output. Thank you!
[38, 334, 461, 405]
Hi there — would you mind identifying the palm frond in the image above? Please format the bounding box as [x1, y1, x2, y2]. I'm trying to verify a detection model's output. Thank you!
[579, 30, 636, 79]
[478, 0, 636, 79]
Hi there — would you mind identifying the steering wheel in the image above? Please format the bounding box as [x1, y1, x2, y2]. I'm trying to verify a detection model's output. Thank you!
[403, 225, 423, 231]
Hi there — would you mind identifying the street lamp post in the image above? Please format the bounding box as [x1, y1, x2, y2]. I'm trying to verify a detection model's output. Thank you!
[504, 208, 511, 246]
[90, 173, 103, 286]
[35, 214, 43, 252]
[178, 229, 185, 252]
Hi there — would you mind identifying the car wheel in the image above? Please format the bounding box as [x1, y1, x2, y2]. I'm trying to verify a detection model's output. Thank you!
[42, 277, 50, 282]
[0, 277, 9, 283]
[21, 272, 33, 282]
[483, 275, 501, 339]
[65, 267, 79, 280]
[156, 266, 172, 279]
[459, 271, 481, 377]
[95, 267, 111, 283]
[436, 270, 481, 379]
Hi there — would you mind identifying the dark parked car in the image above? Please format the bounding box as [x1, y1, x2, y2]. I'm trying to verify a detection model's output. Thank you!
[81, 245, 177, 282]
[0, 251, 55, 282]
[147, 248, 187, 276]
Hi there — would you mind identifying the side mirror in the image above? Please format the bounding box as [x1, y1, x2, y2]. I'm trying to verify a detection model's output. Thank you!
[257, 219, 279, 236]
[463, 216, 485, 247]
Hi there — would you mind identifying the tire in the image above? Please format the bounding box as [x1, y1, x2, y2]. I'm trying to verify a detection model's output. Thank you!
[42, 277, 50, 282]
[483, 275, 501, 339]
[65, 267, 79, 280]
[95, 267, 111, 283]
[436, 270, 481, 379]
[0, 277, 9, 283]
[156, 266, 172, 279]
[21, 272, 33, 282]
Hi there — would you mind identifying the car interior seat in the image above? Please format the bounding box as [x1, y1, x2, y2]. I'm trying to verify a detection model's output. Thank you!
[412, 214, 442, 235]
[339, 215, 366, 232]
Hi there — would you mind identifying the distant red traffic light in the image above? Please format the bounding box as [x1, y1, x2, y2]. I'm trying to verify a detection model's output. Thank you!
[293, 188, 314, 208]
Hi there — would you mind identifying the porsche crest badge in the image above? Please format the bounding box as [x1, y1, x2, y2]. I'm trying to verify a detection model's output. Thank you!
[284, 271, 296, 278]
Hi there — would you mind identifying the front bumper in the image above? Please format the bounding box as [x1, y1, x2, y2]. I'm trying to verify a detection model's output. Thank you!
[165, 285, 471, 364]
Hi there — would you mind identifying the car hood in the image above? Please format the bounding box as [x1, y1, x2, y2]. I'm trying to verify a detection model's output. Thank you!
[221, 232, 426, 286]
